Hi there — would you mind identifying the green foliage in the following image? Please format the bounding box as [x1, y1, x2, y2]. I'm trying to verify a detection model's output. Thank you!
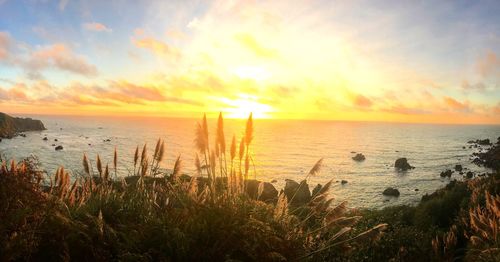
[415, 180, 471, 229]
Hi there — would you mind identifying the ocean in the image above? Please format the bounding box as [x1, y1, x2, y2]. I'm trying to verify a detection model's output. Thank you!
[1, 114, 498, 209]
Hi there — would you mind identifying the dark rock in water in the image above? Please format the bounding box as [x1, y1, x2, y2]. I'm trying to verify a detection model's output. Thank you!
[350, 151, 356, 154]
[0, 112, 45, 138]
[43, 137, 48, 141]
[440, 169, 453, 178]
[104, 138, 111, 142]
[476, 139, 491, 145]
[55, 145, 63, 151]
[472, 157, 483, 166]
[462, 146, 466, 149]
[394, 158, 414, 171]
[341, 180, 348, 185]
[244, 180, 278, 202]
[467, 139, 491, 145]
[459, 171, 463, 175]
[0, 138, 2, 142]
[19, 133, 26, 137]
[415, 189, 419, 191]
[54, 139, 58, 142]
[383, 187, 400, 197]
[284, 179, 311, 205]
[466, 171, 474, 179]
[454, 165, 463, 172]
[51, 144, 55, 146]
[352, 153, 366, 161]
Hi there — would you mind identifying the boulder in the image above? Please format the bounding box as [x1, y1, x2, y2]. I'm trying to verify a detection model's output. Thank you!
[55, 145, 63, 151]
[394, 158, 414, 171]
[382, 187, 400, 197]
[341, 180, 348, 184]
[466, 171, 474, 179]
[440, 169, 453, 178]
[43, 137, 48, 141]
[454, 165, 463, 172]
[245, 180, 278, 202]
[352, 153, 366, 161]
[284, 179, 311, 205]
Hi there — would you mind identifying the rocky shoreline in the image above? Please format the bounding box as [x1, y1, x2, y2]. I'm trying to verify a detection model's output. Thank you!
[0, 112, 45, 139]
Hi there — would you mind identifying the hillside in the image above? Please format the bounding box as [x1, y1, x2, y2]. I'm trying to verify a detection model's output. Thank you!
[0, 112, 45, 138]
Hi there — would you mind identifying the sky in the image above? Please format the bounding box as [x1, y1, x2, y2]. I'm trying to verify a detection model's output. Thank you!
[0, 0, 499, 124]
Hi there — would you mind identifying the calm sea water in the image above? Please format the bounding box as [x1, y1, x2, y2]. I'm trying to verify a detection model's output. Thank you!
[1, 114, 499, 209]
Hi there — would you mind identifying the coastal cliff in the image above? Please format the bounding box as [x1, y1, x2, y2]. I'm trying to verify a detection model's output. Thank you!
[0, 112, 45, 138]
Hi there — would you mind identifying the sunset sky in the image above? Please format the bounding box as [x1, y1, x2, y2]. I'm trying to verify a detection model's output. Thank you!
[0, 0, 499, 124]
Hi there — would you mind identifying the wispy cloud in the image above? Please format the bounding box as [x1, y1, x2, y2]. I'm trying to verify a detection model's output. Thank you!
[476, 51, 500, 78]
[83, 22, 112, 33]
[132, 37, 181, 61]
[0, 31, 97, 79]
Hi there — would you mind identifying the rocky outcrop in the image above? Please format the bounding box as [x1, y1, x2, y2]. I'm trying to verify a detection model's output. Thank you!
[245, 179, 278, 202]
[0, 112, 45, 138]
[394, 158, 414, 171]
[472, 138, 500, 170]
[382, 187, 400, 197]
[468, 139, 491, 146]
[284, 179, 311, 205]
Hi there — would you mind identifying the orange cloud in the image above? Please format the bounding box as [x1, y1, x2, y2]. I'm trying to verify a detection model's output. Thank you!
[353, 94, 373, 108]
[443, 96, 471, 112]
[476, 51, 500, 78]
[133, 37, 181, 60]
[25, 44, 98, 77]
[83, 22, 112, 32]
[0, 31, 11, 60]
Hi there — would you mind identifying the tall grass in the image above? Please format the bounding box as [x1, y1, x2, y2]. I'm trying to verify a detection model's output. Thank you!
[1, 113, 390, 261]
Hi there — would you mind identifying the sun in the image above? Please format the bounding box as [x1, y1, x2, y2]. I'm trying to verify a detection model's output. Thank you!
[220, 94, 273, 119]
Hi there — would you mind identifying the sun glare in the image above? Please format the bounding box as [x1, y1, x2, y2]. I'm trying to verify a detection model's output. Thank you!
[220, 95, 273, 119]
[232, 66, 271, 81]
